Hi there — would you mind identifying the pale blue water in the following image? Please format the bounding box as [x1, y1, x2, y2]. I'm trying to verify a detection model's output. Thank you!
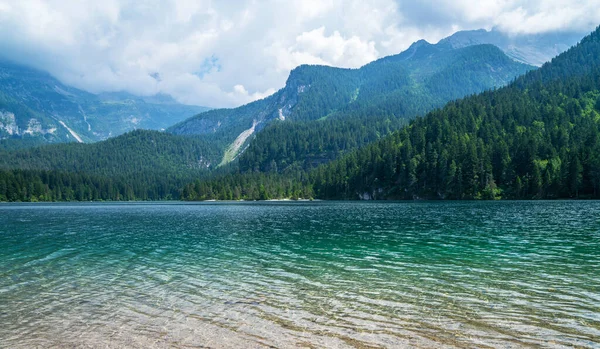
[0, 201, 599, 348]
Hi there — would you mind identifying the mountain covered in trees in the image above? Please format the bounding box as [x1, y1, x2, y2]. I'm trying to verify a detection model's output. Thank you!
[170, 37, 534, 167]
[182, 26, 600, 201]
[0, 130, 220, 201]
[310, 26, 600, 200]
[0, 60, 209, 149]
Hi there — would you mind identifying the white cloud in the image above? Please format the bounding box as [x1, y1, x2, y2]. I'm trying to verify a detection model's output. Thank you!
[294, 27, 378, 66]
[0, 0, 598, 108]
[494, 2, 600, 34]
[268, 27, 379, 72]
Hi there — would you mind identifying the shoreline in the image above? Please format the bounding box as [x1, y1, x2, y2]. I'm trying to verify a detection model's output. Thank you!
[0, 198, 596, 205]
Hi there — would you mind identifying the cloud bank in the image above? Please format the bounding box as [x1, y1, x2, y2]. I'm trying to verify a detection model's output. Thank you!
[0, 0, 598, 108]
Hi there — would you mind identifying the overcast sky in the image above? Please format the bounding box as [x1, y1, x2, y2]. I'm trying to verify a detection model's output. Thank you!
[0, 0, 599, 108]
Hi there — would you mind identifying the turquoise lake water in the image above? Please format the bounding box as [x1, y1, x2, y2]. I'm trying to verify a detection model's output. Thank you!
[0, 201, 599, 348]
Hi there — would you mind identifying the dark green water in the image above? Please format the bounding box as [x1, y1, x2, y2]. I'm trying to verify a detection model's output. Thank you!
[0, 201, 599, 348]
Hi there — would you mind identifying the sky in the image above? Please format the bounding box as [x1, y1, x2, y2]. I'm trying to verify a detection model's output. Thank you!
[0, 0, 599, 108]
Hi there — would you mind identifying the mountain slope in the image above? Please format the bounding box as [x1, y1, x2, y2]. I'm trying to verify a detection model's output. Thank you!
[0, 90, 72, 147]
[170, 40, 534, 167]
[0, 129, 220, 176]
[238, 44, 535, 172]
[0, 60, 209, 148]
[0, 129, 221, 200]
[308, 26, 600, 200]
[180, 26, 600, 201]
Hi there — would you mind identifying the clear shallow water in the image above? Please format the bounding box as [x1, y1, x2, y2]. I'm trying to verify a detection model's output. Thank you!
[0, 201, 599, 348]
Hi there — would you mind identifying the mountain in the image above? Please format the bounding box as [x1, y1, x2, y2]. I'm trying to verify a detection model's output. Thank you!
[0, 129, 220, 201]
[2, 27, 591, 203]
[0, 60, 209, 149]
[439, 28, 585, 66]
[170, 39, 534, 168]
[0, 38, 536, 203]
[180, 26, 600, 201]
[308, 26, 600, 200]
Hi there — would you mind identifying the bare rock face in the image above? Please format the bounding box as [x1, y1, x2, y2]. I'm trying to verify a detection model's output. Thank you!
[0, 111, 18, 136]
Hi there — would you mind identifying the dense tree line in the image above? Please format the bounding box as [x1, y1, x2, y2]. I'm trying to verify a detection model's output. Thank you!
[0, 130, 221, 201]
[180, 171, 314, 201]
[238, 115, 408, 173]
[0, 169, 181, 201]
[0, 129, 221, 176]
[0, 136, 50, 151]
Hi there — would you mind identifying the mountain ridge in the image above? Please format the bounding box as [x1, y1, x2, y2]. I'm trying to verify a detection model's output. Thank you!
[170, 37, 534, 167]
[438, 28, 584, 66]
[308, 25, 600, 200]
[179, 26, 600, 201]
[0, 60, 210, 149]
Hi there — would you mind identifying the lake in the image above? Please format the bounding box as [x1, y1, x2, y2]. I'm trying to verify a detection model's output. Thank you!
[0, 201, 599, 348]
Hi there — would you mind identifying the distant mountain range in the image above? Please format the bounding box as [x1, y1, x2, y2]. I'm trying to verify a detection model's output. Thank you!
[169, 35, 535, 167]
[0, 28, 582, 153]
[0, 61, 209, 149]
[439, 28, 584, 66]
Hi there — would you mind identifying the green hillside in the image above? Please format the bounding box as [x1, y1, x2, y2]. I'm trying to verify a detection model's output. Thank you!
[183, 27, 600, 201]
[311, 26, 600, 200]
[0, 130, 220, 201]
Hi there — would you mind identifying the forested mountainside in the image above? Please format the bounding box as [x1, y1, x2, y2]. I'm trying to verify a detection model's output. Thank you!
[0, 60, 208, 149]
[0, 40, 533, 202]
[311, 26, 600, 200]
[0, 130, 219, 201]
[236, 44, 534, 172]
[182, 26, 600, 201]
[170, 40, 533, 168]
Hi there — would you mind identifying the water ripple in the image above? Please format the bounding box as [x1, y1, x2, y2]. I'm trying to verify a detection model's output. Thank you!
[0, 201, 599, 348]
